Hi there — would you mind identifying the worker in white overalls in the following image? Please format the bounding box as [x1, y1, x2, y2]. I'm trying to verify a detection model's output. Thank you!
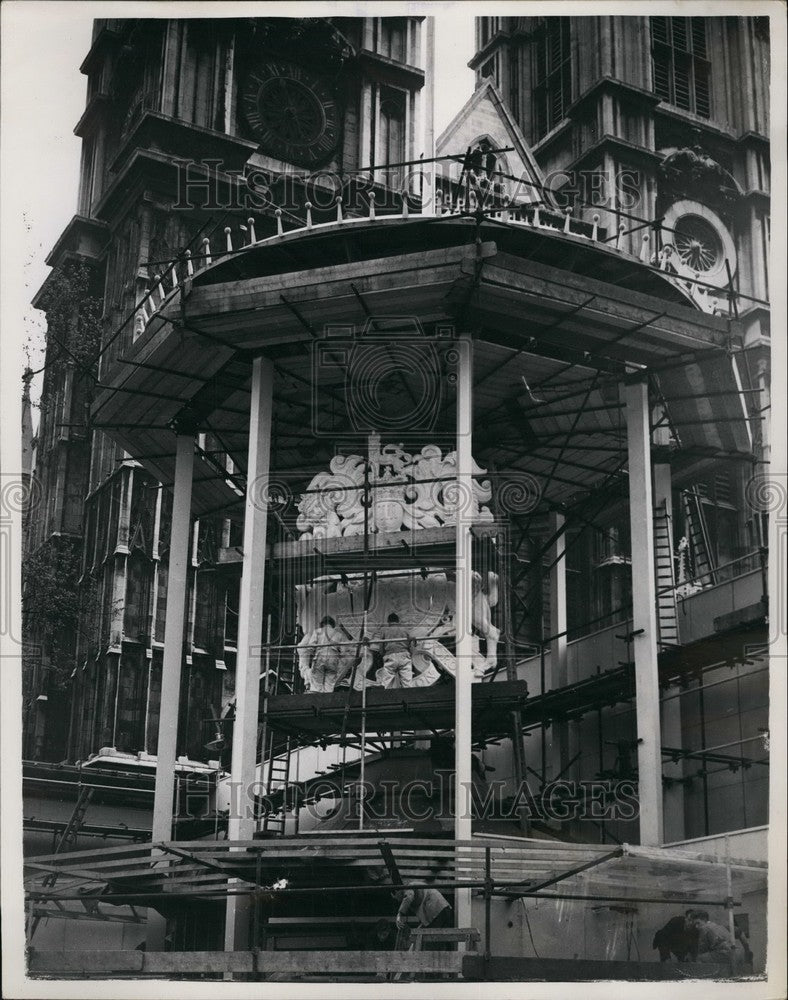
[297, 616, 352, 692]
[375, 613, 440, 689]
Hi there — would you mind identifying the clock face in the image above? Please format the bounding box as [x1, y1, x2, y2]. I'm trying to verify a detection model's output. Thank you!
[240, 61, 341, 168]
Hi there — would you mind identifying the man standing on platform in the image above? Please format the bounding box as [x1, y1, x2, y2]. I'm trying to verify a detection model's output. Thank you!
[393, 885, 453, 949]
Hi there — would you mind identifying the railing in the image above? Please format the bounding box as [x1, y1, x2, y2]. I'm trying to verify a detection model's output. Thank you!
[127, 188, 732, 345]
[672, 550, 765, 596]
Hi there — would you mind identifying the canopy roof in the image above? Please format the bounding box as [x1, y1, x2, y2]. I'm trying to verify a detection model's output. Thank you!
[92, 214, 753, 523]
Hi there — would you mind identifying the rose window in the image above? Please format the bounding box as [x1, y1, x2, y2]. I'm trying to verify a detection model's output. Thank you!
[673, 215, 723, 273]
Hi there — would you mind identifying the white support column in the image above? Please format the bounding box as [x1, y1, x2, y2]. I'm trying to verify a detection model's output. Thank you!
[455, 333, 473, 929]
[549, 512, 567, 689]
[224, 355, 274, 951]
[359, 83, 372, 172]
[549, 511, 572, 773]
[625, 378, 663, 847]
[424, 17, 436, 213]
[146, 431, 194, 950]
[654, 458, 684, 839]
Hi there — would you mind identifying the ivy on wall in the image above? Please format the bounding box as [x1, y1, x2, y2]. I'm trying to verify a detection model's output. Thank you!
[38, 261, 103, 378]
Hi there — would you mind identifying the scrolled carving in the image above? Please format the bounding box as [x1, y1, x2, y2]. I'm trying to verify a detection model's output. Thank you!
[295, 569, 500, 691]
[296, 443, 494, 539]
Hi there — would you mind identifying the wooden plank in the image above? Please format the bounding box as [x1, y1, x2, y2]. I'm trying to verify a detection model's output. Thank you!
[487, 250, 734, 340]
[273, 522, 497, 560]
[187, 242, 487, 305]
[28, 949, 460, 977]
[412, 927, 481, 940]
[26, 835, 609, 870]
[29, 950, 145, 974]
[25, 840, 155, 866]
[471, 278, 714, 356]
[254, 950, 461, 975]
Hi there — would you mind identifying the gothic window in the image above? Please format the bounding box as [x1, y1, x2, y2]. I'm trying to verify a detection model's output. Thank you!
[379, 86, 406, 189]
[761, 212, 770, 297]
[480, 54, 499, 88]
[125, 551, 152, 641]
[115, 648, 146, 751]
[509, 52, 520, 120]
[155, 560, 168, 642]
[78, 137, 98, 215]
[192, 570, 219, 652]
[532, 18, 571, 142]
[223, 577, 239, 649]
[380, 18, 406, 62]
[651, 17, 710, 118]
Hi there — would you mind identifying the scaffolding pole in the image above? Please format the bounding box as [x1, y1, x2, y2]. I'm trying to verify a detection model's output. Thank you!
[224, 356, 274, 951]
[625, 377, 663, 846]
[455, 333, 474, 931]
[146, 430, 194, 951]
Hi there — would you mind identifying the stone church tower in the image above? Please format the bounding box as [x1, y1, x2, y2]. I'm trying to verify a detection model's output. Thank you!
[26, 16, 429, 764]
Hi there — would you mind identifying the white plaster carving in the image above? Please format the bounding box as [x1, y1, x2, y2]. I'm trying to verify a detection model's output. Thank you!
[674, 536, 703, 597]
[295, 569, 499, 689]
[293, 444, 499, 691]
[296, 443, 494, 539]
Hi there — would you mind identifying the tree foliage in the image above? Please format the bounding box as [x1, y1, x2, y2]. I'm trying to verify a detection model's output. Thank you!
[39, 261, 103, 376]
[22, 538, 95, 690]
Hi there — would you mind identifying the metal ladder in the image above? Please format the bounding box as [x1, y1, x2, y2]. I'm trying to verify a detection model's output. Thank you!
[653, 505, 679, 648]
[259, 644, 297, 835]
[29, 786, 94, 938]
[682, 489, 716, 586]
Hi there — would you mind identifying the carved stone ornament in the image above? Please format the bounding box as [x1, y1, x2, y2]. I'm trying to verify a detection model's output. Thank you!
[659, 145, 742, 209]
[295, 570, 500, 692]
[296, 443, 495, 539]
[293, 444, 500, 692]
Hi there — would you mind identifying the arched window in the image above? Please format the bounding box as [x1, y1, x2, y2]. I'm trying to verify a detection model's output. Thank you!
[532, 18, 571, 142]
[465, 137, 510, 206]
[379, 86, 407, 189]
[651, 17, 710, 118]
